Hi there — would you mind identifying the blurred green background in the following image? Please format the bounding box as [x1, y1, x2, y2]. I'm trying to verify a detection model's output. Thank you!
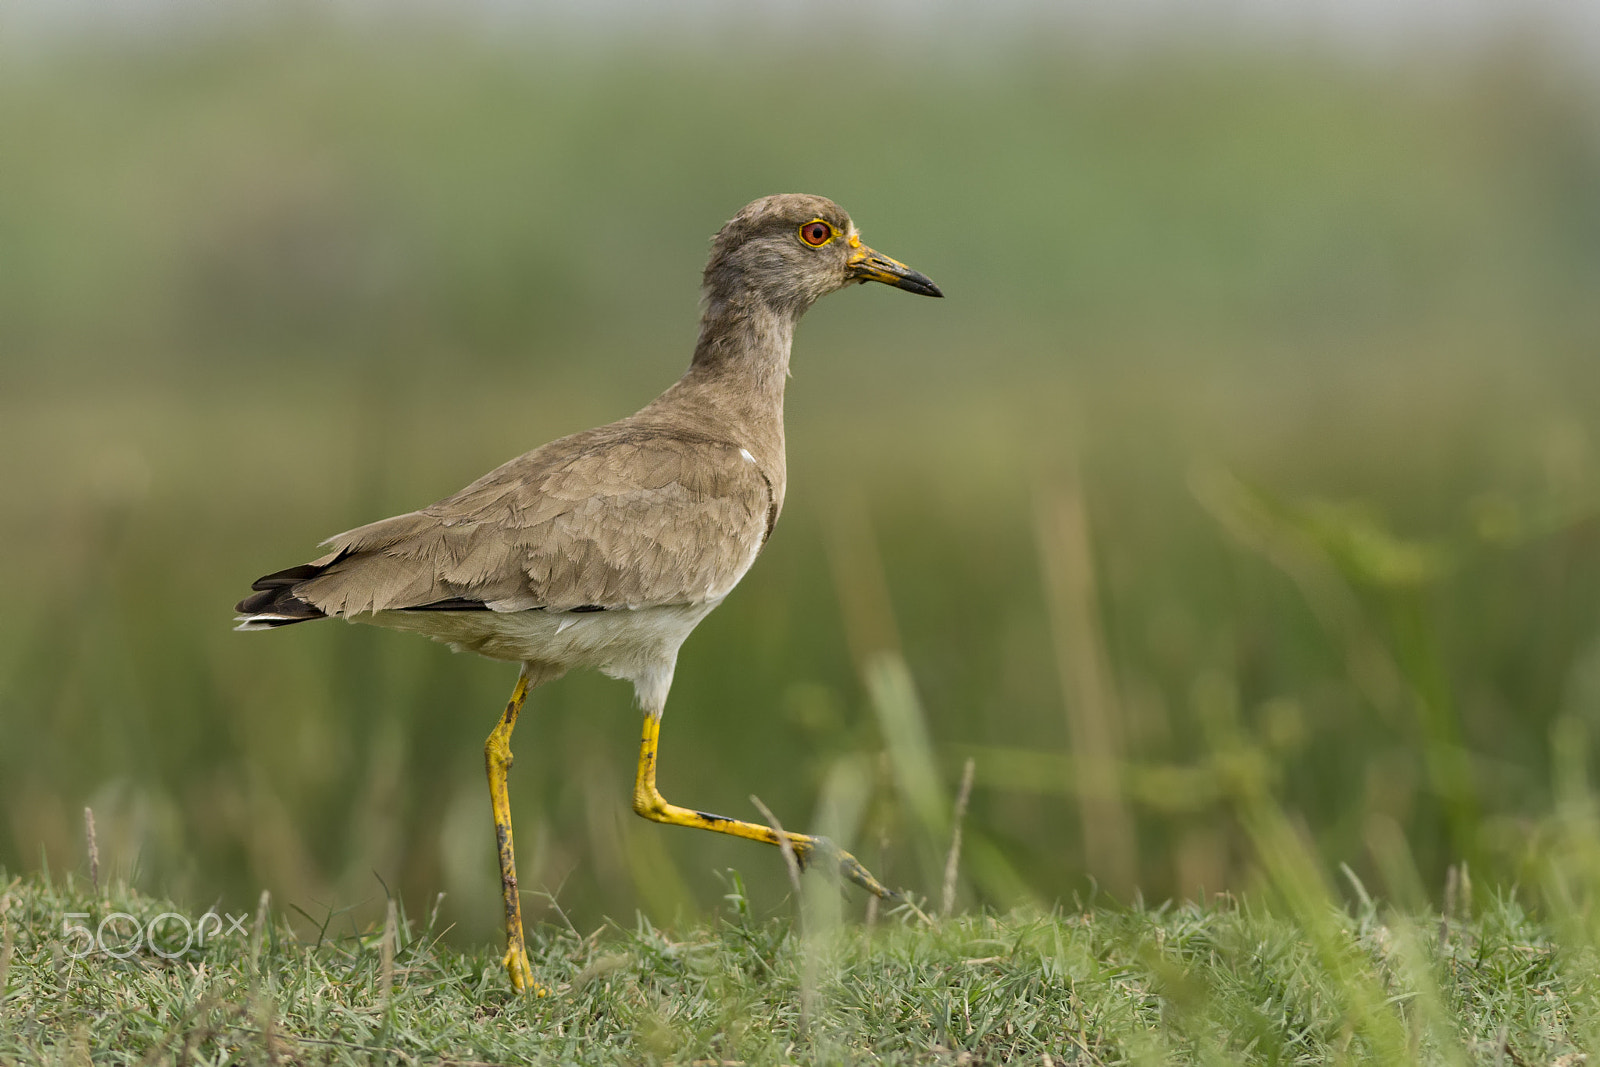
[3, 6, 1600, 944]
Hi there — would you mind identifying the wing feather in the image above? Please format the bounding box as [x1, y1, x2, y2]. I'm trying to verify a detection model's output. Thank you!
[290, 425, 773, 617]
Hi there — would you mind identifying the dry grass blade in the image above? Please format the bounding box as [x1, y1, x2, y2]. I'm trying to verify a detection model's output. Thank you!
[84, 807, 100, 897]
[250, 889, 270, 974]
[1443, 863, 1460, 948]
[380, 897, 398, 1003]
[749, 795, 803, 897]
[0, 915, 13, 1001]
[942, 757, 976, 917]
[748, 793, 814, 1037]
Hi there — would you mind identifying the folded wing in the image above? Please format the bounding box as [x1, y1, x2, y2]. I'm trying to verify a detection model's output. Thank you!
[239, 425, 776, 623]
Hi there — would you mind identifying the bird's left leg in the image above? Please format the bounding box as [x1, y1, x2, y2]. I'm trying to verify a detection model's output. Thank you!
[484, 664, 545, 994]
[631, 705, 898, 900]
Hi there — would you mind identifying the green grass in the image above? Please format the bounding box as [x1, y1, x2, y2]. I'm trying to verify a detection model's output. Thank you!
[2, 867, 1593, 1065]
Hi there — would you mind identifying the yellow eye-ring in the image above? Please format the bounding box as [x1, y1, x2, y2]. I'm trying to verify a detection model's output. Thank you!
[799, 220, 835, 247]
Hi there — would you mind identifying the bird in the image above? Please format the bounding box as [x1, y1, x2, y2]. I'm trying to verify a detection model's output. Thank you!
[234, 193, 943, 992]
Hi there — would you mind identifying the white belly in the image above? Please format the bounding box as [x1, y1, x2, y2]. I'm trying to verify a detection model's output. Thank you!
[362, 600, 724, 678]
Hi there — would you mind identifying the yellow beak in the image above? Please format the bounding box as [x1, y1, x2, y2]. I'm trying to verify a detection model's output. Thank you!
[846, 237, 943, 298]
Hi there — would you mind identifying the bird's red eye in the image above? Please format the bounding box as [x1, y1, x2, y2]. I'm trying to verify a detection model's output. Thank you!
[799, 221, 834, 247]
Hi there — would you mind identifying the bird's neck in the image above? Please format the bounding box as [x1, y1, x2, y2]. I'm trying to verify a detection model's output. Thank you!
[663, 293, 797, 462]
[688, 293, 795, 404]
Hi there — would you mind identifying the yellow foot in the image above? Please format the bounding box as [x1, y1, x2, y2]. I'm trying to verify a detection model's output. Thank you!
[797, 835, 902, 902]
[503, 944, 547, 996]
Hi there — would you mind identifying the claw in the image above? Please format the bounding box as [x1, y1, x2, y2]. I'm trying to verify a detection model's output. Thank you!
[503, 943, 548, 995]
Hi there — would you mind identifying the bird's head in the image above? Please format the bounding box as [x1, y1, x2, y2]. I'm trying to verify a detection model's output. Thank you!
[703, 194, 942, 316]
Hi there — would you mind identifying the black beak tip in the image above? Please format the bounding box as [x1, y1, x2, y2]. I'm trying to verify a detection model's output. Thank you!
[896, 273, 944, 299]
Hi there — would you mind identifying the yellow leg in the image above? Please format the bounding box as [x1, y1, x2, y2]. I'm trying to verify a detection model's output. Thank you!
[485, 670, 544, 994]
[631, 712, 899, 900]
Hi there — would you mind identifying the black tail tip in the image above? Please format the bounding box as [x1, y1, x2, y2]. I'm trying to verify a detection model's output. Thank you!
[236, 562, 329, 624]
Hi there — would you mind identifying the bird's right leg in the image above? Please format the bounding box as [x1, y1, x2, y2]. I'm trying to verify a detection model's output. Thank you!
[485, 665, 541, 994]
[631, 707, 899, 901]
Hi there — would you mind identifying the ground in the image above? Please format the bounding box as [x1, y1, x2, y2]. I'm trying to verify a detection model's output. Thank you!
[0, 871, 1592, 1065]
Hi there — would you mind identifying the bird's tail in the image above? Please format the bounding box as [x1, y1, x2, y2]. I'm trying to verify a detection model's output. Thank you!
[234, 562, 330, 630]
